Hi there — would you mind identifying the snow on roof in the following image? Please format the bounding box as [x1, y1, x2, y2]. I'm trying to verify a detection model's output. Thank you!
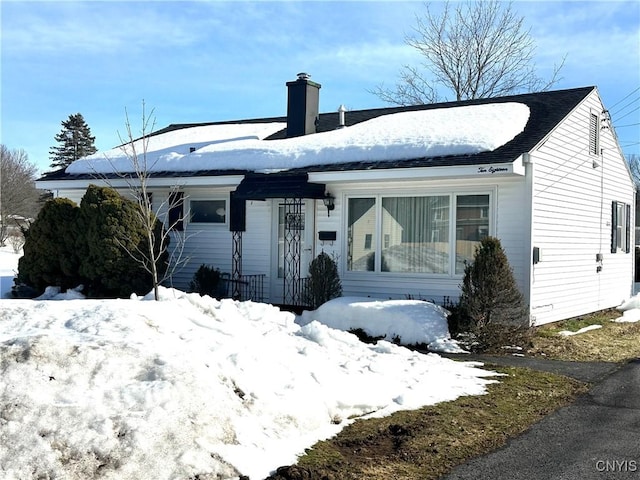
[66, 102, 530, 175]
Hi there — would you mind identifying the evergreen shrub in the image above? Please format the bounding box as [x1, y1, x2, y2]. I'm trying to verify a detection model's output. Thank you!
[17, 185, 168, 298]
[304, 252, 342, 309]
[189, 264, 223, 298]
[459, 236, 530, 351]
[17, 197, 83, 294]
[78, 185, 168, 298]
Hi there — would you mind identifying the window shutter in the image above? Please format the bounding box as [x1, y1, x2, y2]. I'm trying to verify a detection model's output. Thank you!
[611, 201, 618, 253]
[626, 203, 631, 253]
[229, 192, 246, 232]
[169, 191, 184, 231]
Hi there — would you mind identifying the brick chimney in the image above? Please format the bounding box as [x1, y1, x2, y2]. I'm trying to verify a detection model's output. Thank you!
[286, 72, 321, 138]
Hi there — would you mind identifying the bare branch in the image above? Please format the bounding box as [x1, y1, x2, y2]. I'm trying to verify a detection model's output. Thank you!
[88, 104, 193, 300]
[0, 145, 40, 246]
[372, 0, 567, 105]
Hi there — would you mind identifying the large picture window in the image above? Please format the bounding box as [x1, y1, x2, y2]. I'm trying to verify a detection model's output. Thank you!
[347, 193, 490, 275]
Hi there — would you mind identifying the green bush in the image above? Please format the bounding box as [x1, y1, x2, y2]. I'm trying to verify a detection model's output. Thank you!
[17, 197, 83, 294]
[441, 296, 472, 338]
[78, 185, 168, 298]
[17, 185, 168, 298]
[459, 236, 530, 351]
[304, 252, 342, 309]
[189, 264, 223, 298]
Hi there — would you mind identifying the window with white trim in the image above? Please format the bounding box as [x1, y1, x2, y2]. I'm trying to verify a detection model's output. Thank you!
[455, 194, 491, 273]
[346, 193, 490, 275]
[189, 199, 227, 224]
[611, 201, 631, 253]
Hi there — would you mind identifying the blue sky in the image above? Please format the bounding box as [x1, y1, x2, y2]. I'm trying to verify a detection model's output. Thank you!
[1, 0, 639, 173]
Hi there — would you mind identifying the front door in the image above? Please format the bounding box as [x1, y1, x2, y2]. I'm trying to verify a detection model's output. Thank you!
[271, 198, 315, 306]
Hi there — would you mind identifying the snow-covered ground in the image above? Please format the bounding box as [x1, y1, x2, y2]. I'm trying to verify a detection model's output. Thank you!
[0, 244, 20, 298]
[3, 241, 638, 479]
[0, 245, 498, 480]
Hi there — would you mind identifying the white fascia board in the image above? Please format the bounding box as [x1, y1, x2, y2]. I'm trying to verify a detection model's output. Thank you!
[308, 159, 524, 184]
[36, 175, 246, 191]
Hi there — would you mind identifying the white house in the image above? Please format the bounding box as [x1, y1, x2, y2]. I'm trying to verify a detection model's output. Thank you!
[37, 74, 635, 325]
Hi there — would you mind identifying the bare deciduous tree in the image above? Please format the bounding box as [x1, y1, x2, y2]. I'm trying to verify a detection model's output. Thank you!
[626, 153, 640, 189]
[94, 103, 190, 300]
[0, 145, 40, 246]
[372, 0, 565, 105]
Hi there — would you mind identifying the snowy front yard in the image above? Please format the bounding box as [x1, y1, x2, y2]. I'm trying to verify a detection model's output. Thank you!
[0, 282, 498, 480]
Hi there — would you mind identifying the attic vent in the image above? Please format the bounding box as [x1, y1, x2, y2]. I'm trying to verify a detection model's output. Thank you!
[589, 113, 599, 155]
[189, 147, 196, 153]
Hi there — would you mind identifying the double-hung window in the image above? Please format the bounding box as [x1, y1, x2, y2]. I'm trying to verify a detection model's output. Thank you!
[611, 201, 631, 253]
[347, 193, 490, 275]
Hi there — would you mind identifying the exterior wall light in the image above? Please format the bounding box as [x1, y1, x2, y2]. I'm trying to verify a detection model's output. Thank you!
[323, 192, 335, 216]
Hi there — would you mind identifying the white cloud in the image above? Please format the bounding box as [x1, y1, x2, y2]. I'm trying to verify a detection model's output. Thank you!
[2, 2, 217, 56]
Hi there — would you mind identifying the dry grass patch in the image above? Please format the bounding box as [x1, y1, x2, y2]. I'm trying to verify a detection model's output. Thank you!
[269, 366, 586, 480]
[529, 309, 640, 362]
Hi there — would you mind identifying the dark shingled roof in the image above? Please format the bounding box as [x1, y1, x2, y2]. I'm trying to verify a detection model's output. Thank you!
[38, 86, 595, 182]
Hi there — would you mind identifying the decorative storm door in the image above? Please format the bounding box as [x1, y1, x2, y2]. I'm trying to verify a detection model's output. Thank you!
[272, 198, 314, 306]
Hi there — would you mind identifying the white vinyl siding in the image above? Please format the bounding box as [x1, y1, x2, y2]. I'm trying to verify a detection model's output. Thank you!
[529, 90, 634, 324]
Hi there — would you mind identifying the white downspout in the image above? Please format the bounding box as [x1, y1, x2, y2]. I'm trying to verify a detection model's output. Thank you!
[522, 152, 535, 325]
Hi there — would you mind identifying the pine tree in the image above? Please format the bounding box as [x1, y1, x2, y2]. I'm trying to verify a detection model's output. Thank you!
[458, 236, 532, 352]
[48, 113, 97, 170]
[460, 236, 527, 327]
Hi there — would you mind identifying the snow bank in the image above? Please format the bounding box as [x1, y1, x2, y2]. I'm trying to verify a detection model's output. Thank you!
[613, 309, 640, 323]
[0, 287, 496, 480]
[617, 293, 640, 312]
[66, 102, 530, 175]
[613, 294, 640, 323]
[558, 324, 603, 336]
[297, 296, 465, 353]
[34, 285, 85, 300]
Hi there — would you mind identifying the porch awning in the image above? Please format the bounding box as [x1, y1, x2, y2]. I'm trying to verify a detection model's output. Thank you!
[232, 173, 326, 200]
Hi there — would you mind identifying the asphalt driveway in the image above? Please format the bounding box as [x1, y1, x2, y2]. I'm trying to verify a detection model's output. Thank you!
[440, 357, 640, 480]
